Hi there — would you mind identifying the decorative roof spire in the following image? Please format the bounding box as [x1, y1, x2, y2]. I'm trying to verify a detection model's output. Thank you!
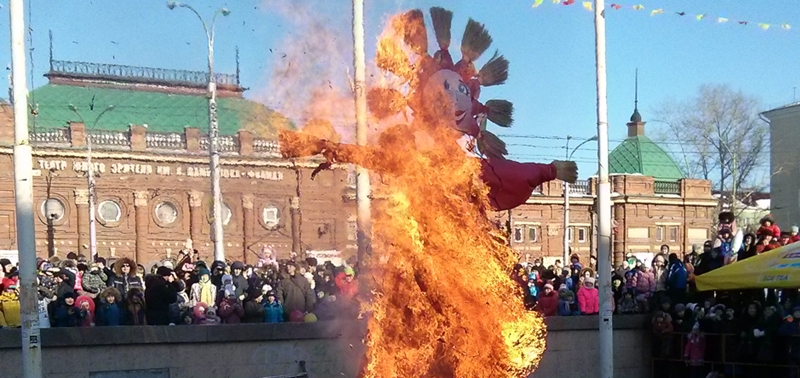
[630, 68, 642, 123]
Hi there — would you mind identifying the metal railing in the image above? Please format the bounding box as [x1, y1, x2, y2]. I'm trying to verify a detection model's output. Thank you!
[654, 180, 681, 195]
[199, 135, 239, 153]
[145, 132, 186, 150]
[30, 128, 70, 144]
[50, 59, 238, 86]
[570, 180, 590, 195]
[88, 130, 130, 147]
[652, 331, 800, 377]
[253, 138, 281, 156]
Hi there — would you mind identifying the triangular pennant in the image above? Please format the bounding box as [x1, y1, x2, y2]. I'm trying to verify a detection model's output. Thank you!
[738, 21, 749, 25]
[696, 14, 706, 21]
[552, 0, 560, 3]
[563, 0, 575, 5]
[632, 5, 644, 10]
[718, 17, 729, 23]
[759, 23, 770, 30]
[782, 24, 791, 30]
[676, 12, 686, 16]
[650, 9, 664, 16]
[582, 2, 592, 11]
[611, 4, 622, 10]
[532, 0, 544, 8]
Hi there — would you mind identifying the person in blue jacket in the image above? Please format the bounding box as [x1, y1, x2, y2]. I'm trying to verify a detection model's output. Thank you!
[666, 253, 687, 304]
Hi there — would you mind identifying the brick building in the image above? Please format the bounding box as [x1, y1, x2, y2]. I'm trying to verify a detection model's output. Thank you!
[0, 60, 356, 266]
[506, 105, 718, 267]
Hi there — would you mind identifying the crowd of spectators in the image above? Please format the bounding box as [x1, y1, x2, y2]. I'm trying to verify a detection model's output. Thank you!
[0, 246, 360, 328]
[515, 213, 800, 377]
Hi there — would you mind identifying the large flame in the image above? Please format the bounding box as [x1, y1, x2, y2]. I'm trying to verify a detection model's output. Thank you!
[279, 9, 547, 378]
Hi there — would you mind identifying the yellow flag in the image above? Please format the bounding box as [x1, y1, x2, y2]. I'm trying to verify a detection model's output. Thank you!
[696, 14, 706, 21]
[718, 17, 728, 23]
[583, 2, 592, 11]
[650, 9, 664, 16]
[533, 0, 544, 7]
[759, 23, 770, 30]
[782, 24, 791, 30]
[633, 4, 644, 10]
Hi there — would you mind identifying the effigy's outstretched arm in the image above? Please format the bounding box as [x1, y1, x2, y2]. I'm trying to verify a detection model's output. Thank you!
[279, 130, 390, 174]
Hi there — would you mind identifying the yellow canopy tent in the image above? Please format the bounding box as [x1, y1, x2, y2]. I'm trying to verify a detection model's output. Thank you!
[695, 242, 800, 291]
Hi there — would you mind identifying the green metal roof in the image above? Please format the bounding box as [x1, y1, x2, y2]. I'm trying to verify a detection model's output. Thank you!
[609, 135, 685, 181]
[27, 84, 291, 137]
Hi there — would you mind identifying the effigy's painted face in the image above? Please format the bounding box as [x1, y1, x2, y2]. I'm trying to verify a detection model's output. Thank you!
[423, 69, 473, 132]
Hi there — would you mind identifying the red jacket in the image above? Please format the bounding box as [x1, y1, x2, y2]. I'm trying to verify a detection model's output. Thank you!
[577, 286, 599, 315]
[537, 291, 559, 317]
[757, 224, 781, 238]
[335, 272, 359, 300]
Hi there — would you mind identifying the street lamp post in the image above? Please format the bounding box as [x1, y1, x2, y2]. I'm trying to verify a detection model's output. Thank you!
[563, 135, 598, 266]
[168, 1, 230, 262]
[69, 104, 115, 262]
[718, 140, 737, 214]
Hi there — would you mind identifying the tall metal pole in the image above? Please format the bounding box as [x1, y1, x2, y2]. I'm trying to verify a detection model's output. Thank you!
[562, 137, 572, 266]
[594, 1, 614, 377]
[87, 137, 97, 260]
[168, 2, 229, 262]
[353, 0, 372, 264]
[10, 0, 43, 376]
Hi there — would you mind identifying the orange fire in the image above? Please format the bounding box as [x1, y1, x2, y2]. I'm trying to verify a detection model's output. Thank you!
[280, 8, 547, 378]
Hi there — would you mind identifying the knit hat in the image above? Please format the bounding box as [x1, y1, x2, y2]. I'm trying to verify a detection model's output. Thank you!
[793, 226, 799, 234]
[156, 266, 172, 277]
[584, 277, 596, 285]
[344, 267, 355, 276]
[558, 283, 568, 292]
[544, 283, 554, 290]
[197, 267, 210, 277]
[674, 303, 686, 313]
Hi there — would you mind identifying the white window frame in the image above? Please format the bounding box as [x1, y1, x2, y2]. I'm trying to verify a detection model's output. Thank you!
[577, 227, 587, 243]
[263, 205, 280, 228]
[567, 227, 574, 242]
[655, 226, 664, 242]
[513, 226, 524, 243]
[528, 226, 538, 243]
[669, 226, 679, 243]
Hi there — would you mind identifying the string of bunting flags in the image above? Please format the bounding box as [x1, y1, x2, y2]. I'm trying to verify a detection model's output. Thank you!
[532, 0, 792, 32]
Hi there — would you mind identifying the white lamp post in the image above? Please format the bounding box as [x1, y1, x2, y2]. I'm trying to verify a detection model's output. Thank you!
[69, 104, 115, 261]
[168, 1, 230, 262]
[562, 135, 598, 266]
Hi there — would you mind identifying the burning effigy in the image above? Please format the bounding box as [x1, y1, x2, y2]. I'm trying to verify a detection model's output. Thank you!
[280, 7, 575, 378]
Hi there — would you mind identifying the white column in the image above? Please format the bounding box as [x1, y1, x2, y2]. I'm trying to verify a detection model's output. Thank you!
[10, 0, 43, 376]
[352, 0, 372, 262]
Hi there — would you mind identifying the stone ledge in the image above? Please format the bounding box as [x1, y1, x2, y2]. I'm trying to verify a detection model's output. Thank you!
[0, 315, 646, 349]
[544, 315, 649, 331]
[0, 320, 367, 349]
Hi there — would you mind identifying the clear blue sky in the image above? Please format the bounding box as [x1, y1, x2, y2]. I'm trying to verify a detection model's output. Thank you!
[1, 0, 797, 179]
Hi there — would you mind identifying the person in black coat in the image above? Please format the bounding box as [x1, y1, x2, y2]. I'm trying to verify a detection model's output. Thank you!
[143, 267, 178, 325]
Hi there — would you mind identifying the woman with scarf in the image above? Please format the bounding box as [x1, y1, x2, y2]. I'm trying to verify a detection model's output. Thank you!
[189, 268, 217, 308]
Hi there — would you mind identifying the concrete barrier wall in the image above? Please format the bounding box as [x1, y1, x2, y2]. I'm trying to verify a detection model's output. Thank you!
[0, 316, 650, 378]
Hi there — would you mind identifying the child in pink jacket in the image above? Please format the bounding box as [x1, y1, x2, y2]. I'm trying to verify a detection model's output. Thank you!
[577, 277, 599, 315]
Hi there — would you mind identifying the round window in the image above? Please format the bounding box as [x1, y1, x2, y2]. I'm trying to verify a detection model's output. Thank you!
[42, 198, 65, 221]
[155, 202, 179, 225]
[262, 205, 280, 228]
[97, 200, 122, 223]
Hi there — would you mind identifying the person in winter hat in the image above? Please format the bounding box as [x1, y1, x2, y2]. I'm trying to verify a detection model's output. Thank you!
[123, 288, 146, 325]
[112, 257, 144, 300]
[335, 266, 359, 301]
[217, 287, 244, 324]
[577, 276, 599, 315]
[80, 263, 108, 298]
[53, 292, 84, 327]
[790, 226, 800, 243]
[242, 290, 265, 323]
[96, 287, 122, 326]
[651, 310, 674, 358]
[75, 295, 95, 327]
[0, 277, 21, 327]
[36, 283, 55, 329]
[200, 307, 221, 325]
[684, 322, 706, 378]
[537, 283, 558, 317]
[757, 215, 781, 240]
[276, 261, 315, 319]
[190, 268, 216, 308]
[144, 267, 179, 326]
[558, 290, 580, 316]
[230, 261, 249, 301]
[263, 291, 284, 323]
[617, 290, 638, 315]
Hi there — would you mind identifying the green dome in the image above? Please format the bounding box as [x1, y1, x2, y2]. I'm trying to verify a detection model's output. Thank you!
[609, 135, 684, 181]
